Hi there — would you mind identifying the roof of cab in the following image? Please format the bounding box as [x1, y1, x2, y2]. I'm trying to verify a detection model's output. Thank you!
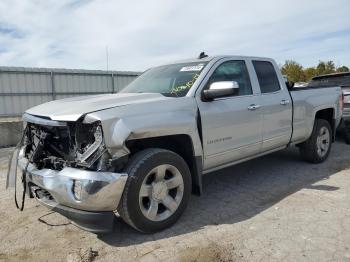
[163, 55, 274, 66]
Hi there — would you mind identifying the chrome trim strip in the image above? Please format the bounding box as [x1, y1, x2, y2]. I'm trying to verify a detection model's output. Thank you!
[23, 113, 67, 127]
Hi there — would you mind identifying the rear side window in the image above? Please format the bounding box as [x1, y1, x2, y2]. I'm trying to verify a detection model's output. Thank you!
[253, 61, 281, 93]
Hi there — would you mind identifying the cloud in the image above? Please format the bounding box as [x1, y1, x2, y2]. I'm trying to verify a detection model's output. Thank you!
[0, 0, 349, 70]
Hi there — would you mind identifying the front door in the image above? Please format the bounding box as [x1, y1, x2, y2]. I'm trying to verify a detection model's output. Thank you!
[196, 60, 263, 170]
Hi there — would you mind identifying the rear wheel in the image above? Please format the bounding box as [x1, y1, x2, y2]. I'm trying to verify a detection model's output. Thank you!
[299, 119, 332, 163]
[344, 121, 350, 145]
[118, 148, 191, 233]
[345, 131, 350, 145]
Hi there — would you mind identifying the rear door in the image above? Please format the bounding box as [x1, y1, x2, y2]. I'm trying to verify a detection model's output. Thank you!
[196, 59, 263, 170]
[252, 60, 293, 151]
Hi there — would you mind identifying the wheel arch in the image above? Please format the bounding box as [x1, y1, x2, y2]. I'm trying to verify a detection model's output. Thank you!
[125, 134, 203, 195]
[314, 108, 336, 142]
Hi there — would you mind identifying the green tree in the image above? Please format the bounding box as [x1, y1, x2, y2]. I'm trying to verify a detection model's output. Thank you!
[304, 67, 317, 81]
[281, 60, 305, 82]
[316, 60, 336, 75]
[325, 61, 336, 73]
[336, 66, 350, 73]
[281, 60, 349, 82]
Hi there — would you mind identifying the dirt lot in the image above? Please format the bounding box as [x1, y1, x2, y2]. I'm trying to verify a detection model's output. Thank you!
[1, 141, 350, 262]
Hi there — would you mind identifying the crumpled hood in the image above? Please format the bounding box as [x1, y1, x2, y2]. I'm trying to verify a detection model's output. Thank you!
[26, 93, 170, 121]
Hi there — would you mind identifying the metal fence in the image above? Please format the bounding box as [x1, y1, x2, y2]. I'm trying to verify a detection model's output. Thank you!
[0, 66, 140, 117]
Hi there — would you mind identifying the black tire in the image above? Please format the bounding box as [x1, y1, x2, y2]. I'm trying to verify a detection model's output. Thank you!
[344, 124, 350, 145]
[299, 119, 332, 163]
[118, 148, 192, 233]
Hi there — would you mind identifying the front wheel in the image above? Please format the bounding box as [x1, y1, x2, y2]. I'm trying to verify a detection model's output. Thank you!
[299, 119, 332, 163]
[118, 148, 192, 233]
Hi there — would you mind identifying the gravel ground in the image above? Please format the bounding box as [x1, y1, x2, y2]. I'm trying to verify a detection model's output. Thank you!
[1, 141, 350, 262]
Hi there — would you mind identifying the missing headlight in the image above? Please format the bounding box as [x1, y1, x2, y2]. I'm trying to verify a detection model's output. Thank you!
[76, 125, 103, 163]
[23, 119, 110, 172]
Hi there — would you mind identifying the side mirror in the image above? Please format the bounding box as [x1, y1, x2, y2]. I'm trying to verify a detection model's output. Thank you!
[286, 81, 295, 90]
[202, 81, 239, 101]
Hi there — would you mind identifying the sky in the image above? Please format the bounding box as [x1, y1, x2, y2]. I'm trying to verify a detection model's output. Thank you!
[0, 0, 349, 71]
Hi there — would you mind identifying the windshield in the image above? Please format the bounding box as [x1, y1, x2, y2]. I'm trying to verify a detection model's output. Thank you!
[121, 62, 208, 97]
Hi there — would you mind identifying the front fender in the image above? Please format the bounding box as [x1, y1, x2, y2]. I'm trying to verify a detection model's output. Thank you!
[83, 97, 203, 159]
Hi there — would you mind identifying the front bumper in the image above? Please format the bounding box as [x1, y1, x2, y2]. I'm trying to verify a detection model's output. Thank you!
[8, 148, 128, 232]
[50, 203, 115, 233]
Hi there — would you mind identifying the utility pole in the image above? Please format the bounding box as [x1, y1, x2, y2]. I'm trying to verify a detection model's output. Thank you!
[106, 45, 111, 93]
[106, 46, 109, 72]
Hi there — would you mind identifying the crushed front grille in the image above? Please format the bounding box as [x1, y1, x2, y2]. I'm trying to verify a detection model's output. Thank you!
[24, 120, 110, 171]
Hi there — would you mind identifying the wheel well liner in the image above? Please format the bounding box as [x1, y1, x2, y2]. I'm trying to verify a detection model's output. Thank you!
[126, 135, 202, 195]
[315, 108, 335, 141]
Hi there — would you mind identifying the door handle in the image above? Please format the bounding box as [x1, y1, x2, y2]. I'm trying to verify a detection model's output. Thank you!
[248, 104, 261, 110]
[280, 100, 290, 105]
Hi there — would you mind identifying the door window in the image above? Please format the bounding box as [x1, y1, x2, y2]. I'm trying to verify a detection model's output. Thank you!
[207, 61, 253, 96]
[252, 61, 281, 93]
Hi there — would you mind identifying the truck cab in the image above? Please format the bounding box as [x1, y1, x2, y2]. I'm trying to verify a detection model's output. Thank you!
[192, 57, 293, 171]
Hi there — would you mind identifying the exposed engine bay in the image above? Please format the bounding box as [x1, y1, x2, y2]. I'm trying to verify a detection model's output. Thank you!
[23, 120, 112, 172]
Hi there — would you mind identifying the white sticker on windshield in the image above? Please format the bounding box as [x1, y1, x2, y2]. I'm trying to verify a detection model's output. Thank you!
[180, 64, 204, 72]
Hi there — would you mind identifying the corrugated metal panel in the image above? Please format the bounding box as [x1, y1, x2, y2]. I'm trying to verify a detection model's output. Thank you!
[55, 94, 91, 100]
[0, 72, 51, 93]
[114, 74, 137, 92]
[54, 74, 113, 93]
[0, 95, 51, 116]
[0, 66, 140, 117]
[0, 66, 140, 76]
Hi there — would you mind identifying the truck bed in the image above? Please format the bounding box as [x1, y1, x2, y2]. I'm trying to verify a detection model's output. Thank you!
[289, 86, 342, 144]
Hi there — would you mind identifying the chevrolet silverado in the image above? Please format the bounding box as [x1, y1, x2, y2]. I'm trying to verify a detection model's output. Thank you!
[7, 55, 343, 233]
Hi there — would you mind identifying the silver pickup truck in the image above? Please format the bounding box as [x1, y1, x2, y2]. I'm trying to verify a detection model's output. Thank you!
[7, 55, 342, 233]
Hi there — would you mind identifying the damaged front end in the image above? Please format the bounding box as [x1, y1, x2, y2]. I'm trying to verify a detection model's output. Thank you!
[7, 113, 128, 233]
[24, 116, 109, 172]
